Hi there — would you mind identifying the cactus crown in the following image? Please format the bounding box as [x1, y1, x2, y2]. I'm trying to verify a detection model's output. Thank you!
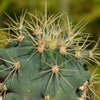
[0, 4, 100, 100]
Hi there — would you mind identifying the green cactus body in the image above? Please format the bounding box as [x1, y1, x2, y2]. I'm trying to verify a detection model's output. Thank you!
[0, 10, 99, 100]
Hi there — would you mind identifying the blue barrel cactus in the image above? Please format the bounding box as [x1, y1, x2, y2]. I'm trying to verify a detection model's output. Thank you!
[0, 9, 100, 100]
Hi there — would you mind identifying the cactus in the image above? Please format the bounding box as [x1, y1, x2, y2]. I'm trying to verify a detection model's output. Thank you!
[0, 8, 100, 100]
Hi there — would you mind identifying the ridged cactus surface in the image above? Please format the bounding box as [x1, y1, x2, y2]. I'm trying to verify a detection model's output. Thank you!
[0, 11, 99, 100]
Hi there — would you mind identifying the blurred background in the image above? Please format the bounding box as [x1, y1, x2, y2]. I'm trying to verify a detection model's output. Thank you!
[0, 0, 100, 99]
